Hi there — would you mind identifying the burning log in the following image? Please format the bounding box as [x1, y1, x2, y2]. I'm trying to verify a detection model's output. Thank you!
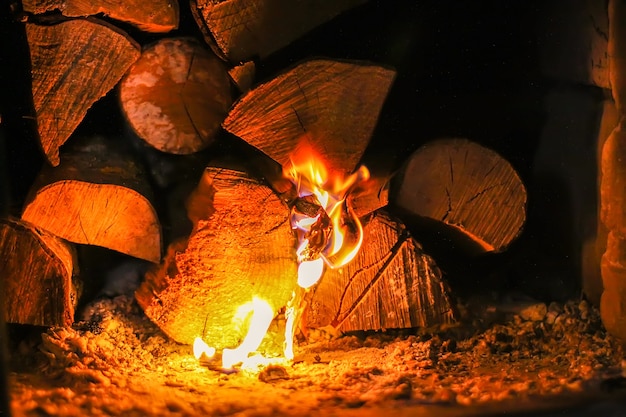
[190, 0, 367, 62]
[306, 211, 456, 334]
[26, 19, 140, 166]
[119, 37, 233, 155]
[222, 59, 396, 177]
[21, 136, 162, 263]
[392, 138, 527, 254]
[135, 167, 297, 351]
[22, 0, 180, 33]
[0, 217, 78, 327]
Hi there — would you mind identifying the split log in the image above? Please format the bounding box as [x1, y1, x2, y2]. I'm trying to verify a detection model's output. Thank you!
[191, 0, 367, 62]
[223, 59, 395, 177]
[119, 37, 233, 155]
[609, 0, 626, 113]
[26, 19, 140, 166]
[0, 217, 78, 327]
[135, 167, 297, 347]
[22, 0, 180, 33]
[229, 61, 256, 94]
[392, 138, 527, 254]
[306, 211, 456, 334]
[349, 175, 390, 218]
[21, 136, 161, 263]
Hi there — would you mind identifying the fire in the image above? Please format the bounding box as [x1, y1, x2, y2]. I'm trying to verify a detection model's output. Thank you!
[285, 142, 370, 288]
[193, 143, 369, 371]
[193, 297, 275, 369]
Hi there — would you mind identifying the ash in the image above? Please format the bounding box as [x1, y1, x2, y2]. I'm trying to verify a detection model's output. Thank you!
[8, 294, 626, 416]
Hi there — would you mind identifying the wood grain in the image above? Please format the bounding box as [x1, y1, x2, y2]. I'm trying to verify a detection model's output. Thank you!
[26, 19, 139, 165]
[0, 217, 78, 327]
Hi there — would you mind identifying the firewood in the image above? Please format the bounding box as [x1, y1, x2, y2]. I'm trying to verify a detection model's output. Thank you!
[190, 0, 367, 62]
[21, 136, 162, 263]
[26, 19, 139, 166]
[22, 0, 180, 33]
[135, 167, 297, 346]
[0, 217, 78, 327]
[609, 0, 626, 113]
[119, 37, 233, 155]
[392, 138, 527, 254]
[600, 118, 626, 341]
[229, 61, 256, 93]
[223, 59, 395, 176]
[349, 175, 390, 218]
[305, 211, 456, 333]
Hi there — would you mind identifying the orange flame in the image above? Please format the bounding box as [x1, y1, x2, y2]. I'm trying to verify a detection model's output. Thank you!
[284, 142, 369, 288]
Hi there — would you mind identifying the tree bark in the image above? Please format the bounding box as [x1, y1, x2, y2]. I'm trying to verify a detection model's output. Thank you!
[0, 217, 78, 327]
[392, 138, 527, 254]
[223, 59, 395, 177]
[190, 0, 367, 62]
[22, 0, 180, 33]
[21, 136, 162, 263]
[305, 211, 456, 334]
[26, 18, 139, 166]
[135, 167, 297, 347]
[119, 37, 233, 155]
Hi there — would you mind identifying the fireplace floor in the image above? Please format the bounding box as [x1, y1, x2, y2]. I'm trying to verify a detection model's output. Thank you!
[7, 292, 626, 417]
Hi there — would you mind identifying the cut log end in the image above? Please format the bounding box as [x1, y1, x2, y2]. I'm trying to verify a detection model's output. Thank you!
[306, 211, 457, 334]
[27, 19, 140, 166]
[191, 0, 366, 62]
[21, 137, 162, 262]
[23, 0, 180, 33]
[120, 37, 233, 155]
[136, 167, 297, 346]
[0, 218, 78, 327]
[393, 138, 527, 254]
[223, 59, 396, 176]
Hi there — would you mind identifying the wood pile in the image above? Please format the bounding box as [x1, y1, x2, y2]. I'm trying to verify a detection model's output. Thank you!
[0, 0, 531, 353]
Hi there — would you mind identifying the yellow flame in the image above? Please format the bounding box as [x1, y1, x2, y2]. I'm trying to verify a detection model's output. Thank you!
[284, 142, 369, 289]
[283, 293, 297, 361]
[193, 337, 216, 360]
[222, 297, 274, 369]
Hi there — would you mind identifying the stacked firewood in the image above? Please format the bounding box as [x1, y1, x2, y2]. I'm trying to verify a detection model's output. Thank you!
[0, 0, 527, 350]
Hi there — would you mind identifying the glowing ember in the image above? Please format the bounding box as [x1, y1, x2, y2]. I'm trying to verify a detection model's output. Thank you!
[285, 142, 370, 288]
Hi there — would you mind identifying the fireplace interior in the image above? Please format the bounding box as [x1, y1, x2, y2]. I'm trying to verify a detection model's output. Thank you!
[2, 0, 626, 415]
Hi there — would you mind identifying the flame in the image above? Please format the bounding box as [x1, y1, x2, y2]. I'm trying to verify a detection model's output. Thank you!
[193, 337, 216, 360]
[284, 142, 369, 289]
[222, 297, 274, 369]
[297, 258, 324, 289]
[193, 298, 274, 369]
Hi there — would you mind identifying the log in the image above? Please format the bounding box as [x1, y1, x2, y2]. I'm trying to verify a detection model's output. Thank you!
[392, 138, 527, 254]
[229, 61, 256, 94]
[222, 59, 396, 177]
[119, 37, 233, 155]
[135, 167, 297, 347]
[190, 0, 367, 62]
[0, 217, 78, 327]
[305, 211, 456, 334]
[26, 19, 140, 166]
[22, 0, 180, 33]
[609, 0, 626, 113]
[21, 136, 162, 263]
